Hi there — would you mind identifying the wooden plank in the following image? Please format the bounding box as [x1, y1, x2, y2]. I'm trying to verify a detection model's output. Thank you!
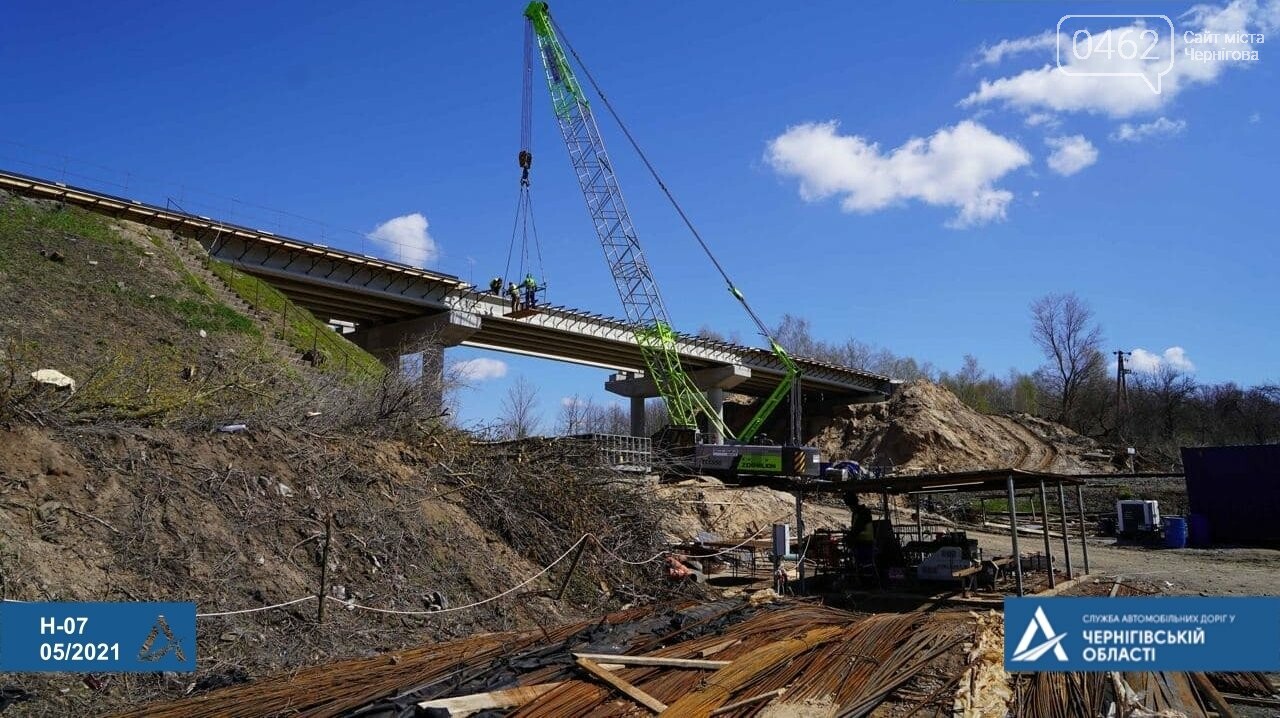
[1220, 692, 1280, 708]
[710, 688, 786, 715]
[417, 682, 561, 716]
[576, 656, 667, 713]
[1035, 574, 1092, 597]
[573, 653, 729, 669]
[1109, 575, 1124, 598]
[1191, 672, 1239, 718]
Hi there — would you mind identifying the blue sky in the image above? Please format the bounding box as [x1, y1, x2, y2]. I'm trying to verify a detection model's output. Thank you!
[3, 1, 1276, 429]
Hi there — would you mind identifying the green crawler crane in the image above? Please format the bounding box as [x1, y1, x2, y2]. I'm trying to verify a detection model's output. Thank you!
[523, 2, 817, 479]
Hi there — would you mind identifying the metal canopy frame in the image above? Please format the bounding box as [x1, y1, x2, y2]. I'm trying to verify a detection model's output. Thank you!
[826, 469, 1092, 597]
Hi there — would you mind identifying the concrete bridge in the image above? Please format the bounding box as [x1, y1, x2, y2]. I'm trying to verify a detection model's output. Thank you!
[1, 169, 894, 438]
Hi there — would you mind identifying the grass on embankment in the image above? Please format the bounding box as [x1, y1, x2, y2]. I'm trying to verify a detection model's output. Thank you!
[204, 258, 385, 379]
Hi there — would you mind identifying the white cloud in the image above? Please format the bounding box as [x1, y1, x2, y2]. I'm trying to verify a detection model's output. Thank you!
[452, 357, 508, 382]
[972, 31, 1060, 68]
[765, 120, 1031, 227]
[962, 1, 1279, 118]
[1130, 346, 1196, 373]
[1024, 112, 1061, 129]
[1045, 135, 1098, 176]
[1110, 117, 1187, 142]
[367, 212, 438, 267]
[1250, 111, 1263, 123]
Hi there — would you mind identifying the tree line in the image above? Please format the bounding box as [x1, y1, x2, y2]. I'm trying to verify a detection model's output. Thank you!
[771, 293, 1279, 467]
[492, 292, 1277, 466]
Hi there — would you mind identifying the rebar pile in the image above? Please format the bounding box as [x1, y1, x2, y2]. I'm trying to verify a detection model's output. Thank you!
[108, 602, 676, 718]
[1014, 672, 1108, 718]
[515, 605, 975, 717]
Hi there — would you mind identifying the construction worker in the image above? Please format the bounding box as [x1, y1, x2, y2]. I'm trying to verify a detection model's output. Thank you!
[844, 490, 877, 584]
[507, 282, 520, 312]
[522, 272, 538, 308]
[489, 276, 503, 295]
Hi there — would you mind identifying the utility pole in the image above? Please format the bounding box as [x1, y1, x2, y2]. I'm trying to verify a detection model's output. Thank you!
[1113, 350, 1132, 443]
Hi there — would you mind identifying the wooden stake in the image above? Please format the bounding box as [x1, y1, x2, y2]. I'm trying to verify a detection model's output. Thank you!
[317, 514, 333, 624]
[576, 656, 667, 713]
[555, 538, 590, 601]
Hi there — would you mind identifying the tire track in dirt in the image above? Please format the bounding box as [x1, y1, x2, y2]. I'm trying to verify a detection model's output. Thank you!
[990, 415, 1058, 471]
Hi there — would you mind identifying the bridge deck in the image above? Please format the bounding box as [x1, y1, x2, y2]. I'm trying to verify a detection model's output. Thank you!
[0, 168, 893, 401]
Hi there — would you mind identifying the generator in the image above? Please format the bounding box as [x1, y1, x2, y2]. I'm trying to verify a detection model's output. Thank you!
[910, 532, 981, 581]
[1116, 500, 1160, 537]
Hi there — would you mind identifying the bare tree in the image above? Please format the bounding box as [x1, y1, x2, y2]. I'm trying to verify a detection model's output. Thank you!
[500, 375, 540, 439]
[773, 313, 934, 380]
[599, 403, 630, 435]
[556, 393, 594, 435]
[644, 398, 670, 435]
[1030, 292, 1105, 423]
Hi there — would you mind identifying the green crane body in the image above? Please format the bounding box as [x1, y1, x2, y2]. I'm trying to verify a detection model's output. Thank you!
[524, 2, 799, 444]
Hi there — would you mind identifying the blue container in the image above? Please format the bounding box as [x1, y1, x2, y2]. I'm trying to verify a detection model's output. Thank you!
[1164, 516, 1188, 549]
[1189, 514, 1211, 547]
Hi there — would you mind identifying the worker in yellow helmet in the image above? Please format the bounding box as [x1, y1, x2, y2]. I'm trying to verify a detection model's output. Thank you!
[523, 273, 539, 308]
[507, 282, 520, 312]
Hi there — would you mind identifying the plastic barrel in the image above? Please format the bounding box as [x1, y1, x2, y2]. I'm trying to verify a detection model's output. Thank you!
[1188, 514, 1211, 547]
[1164, 517, 1188, 549]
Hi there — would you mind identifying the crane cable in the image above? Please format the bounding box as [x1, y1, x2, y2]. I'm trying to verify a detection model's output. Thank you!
[551, 18, 776, 345]
[504, 21, 547, 296]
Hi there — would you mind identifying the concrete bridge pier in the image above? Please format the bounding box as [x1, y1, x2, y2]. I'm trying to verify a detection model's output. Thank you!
[630, 395, 646, 438]
[606, 364, 750, 441]
[351, 310, 481, 404]
[706, 386, 726, 443]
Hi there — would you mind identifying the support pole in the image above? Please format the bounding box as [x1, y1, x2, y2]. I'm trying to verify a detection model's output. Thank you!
[1076, 484, 1091, 574]
[795, 492, 806, 592]
[881, 491, 890, 523]
[915, 494, 923, 543]
[1057, 481, 1074, 579]
[1007, 475, 1024, 597]
[1039, 480, 1055, 589]
[981, 498, 987, 527]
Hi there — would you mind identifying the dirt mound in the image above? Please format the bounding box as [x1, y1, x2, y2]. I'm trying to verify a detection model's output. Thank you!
[814, 380, 1114, 474]
[658, 476, 852, 540]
